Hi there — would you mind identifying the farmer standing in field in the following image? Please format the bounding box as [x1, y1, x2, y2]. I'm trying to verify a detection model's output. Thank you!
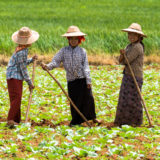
[6, 27, 39, 126]
[114, 23, 147, 126]
[41, 26, 100, 126]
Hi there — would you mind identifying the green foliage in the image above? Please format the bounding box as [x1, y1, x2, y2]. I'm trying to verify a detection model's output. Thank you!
[0, 0, 160, 55]
[0, 65, 160, 159]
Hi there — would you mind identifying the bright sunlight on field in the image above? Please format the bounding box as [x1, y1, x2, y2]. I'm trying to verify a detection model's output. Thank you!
[0, 65, 160, 159]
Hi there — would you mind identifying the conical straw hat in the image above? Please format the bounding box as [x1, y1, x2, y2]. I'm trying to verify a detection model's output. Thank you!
[62, 26, 86, 37]
[122, 23, 147, 37]
[12, 27, 39, 45]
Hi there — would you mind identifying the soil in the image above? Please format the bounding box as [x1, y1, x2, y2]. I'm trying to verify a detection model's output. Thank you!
[0, 117, 156, 129]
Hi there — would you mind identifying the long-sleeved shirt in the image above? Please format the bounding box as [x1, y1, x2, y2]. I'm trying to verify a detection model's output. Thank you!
[120, 42, 144, 78]
[6, 48, 33, 85]
[47, 46, 91, 84]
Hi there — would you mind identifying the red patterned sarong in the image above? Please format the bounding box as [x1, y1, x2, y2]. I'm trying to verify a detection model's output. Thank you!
[7, 79, 23, 123]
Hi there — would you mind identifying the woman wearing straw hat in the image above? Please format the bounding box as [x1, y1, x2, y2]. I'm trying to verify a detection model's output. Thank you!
[114, 23, 147, 126]
[6, 27, 39, 126]
[41, 26, 100, 126]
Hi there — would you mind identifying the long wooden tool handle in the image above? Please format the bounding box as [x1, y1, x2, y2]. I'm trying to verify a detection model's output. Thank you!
[41, 63, 91, 128]
[123, 54, 153, 126]
[25, 60, 36, 123]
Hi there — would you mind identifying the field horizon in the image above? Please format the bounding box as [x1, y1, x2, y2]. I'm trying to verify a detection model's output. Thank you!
[1, 53, 160, 66]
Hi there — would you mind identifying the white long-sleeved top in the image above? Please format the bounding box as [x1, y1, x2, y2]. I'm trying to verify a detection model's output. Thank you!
[47, 46, 91, 84]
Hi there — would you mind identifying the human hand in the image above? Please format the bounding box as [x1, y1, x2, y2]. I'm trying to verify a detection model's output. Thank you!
[29, 83, 35, 92]
[41, 63, 48, 70]
[120, 49, 125, 55]
[87, 84, 92, 89]
[32, 55, 38, 61]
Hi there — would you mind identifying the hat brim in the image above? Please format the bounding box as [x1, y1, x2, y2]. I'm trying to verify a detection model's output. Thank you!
[122, 28, 147, 37]
[12, 30, 39, 45]
[61, 31, 86, 37]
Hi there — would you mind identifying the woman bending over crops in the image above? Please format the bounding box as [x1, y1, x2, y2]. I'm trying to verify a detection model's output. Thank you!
[6, 27, 39, 126]
[114, 23, 147, 126]
[41, 26, 100, 126]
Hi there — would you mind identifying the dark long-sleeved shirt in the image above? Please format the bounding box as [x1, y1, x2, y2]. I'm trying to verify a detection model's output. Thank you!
[120, 42, 144, 78]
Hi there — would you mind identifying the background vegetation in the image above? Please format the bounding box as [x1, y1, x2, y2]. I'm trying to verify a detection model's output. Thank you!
[0, 0, 160, 55]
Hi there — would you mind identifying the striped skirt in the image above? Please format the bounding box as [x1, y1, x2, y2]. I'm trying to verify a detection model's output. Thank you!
[114, 74, 143, 126]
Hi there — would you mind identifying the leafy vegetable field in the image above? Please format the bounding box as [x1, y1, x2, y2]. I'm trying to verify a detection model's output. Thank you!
[0, 65, 160, 159]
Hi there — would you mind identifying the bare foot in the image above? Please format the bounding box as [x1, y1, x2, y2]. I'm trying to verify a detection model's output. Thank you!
[92, 119, 101, 124]
[7, 120, 19, 126]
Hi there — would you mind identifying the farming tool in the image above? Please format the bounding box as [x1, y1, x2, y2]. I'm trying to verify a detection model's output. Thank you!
[25, 59, 36, 123]
[40, 62, 91, 128]
[123, 53, 153, 127]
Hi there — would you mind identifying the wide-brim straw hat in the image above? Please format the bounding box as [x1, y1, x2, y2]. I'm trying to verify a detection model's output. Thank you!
[12, 27, 39, 45]
[61, 26, 86, 37]
[122, 23, 147, 37]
